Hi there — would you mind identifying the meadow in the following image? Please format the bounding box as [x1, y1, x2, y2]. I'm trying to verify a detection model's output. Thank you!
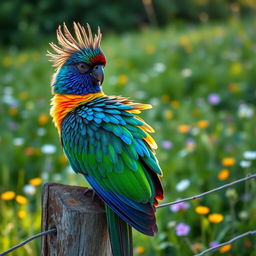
[1, 17, 256, 255]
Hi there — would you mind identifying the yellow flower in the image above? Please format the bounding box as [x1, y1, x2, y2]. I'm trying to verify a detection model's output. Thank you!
[1, 191, 15, 200]
[29, 177, 42, 187]
[164, 110, 173, 120]
[59, 154, 68, 165]
[2, 56, 12, 67]
[222, 157, 235, 167]
[171, 101, 180, 108]
[145, 45, 155, 55]
[38, 114, 49, 125]
[219, 244, 232, 253]
[16, 195, 28, 205]
[9, 107, 18, 116]
[118, 75, 128, 85]
[161, 94, 170, 102]
[229, 62, 242, 76]
[180, 36, 192, 52]
[178, 125, 190, 134]
[17, 53, 29, 66]
[197, 120, 209, 129]
[208, 213, 224, 223]
[193, 108, 201, 117]
[18, 210, 27, 219]
[19, 92, 29, 100]
[218, 169, 230, 181]
[195, 206, 210, 215]
[135, 246, 145, 254]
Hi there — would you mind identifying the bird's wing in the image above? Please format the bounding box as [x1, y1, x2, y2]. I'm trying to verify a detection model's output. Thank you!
[61, 96, 163, 234]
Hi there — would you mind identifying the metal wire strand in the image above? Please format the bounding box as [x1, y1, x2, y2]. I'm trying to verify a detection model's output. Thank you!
[195, 230, 256, 256]
[0, 228, 57, 256]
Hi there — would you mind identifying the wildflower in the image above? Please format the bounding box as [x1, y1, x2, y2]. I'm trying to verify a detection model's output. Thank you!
[146, 44, 155, 55]
[9, 107, 18, 116]
[208, 213, 224, 223]
[239, 210, 249, 220]
[230, 62, 242, 75]
[23, 184, 36, 195]
[178, 125, 190, 134]
[19, 92, 29, 100]
[17, 53, 29, 65]
[219, 244, 232, 253]
[38, 114, 49, 125]
[170, 201, 189, 212]
[222, 157, 235, 167]
[29, 177, 42, 187]
[167, 221, 176, 228]
[208, 93, 220, 105]
[175, 223, 190, 236]
[180, 36, 192, 52]
[195, 206, 210, 215]
[13, 137, 25, 146]
[176, 179, 190, 192]
[171, 101, 180, 108]
[2, 56, 12, 67]
[161, 94, 170, 102]
[18, 210, 27, 219]
[210, 241, 219, 247]
[161, 140, 173, 150]
[153, 62, 166, 73]
[135, 246, 145, 254]
[118, 75, 128, 85]
[192, 243, 201, 252]
[228, 83, 239, 93]
[37, 128, 46, 136]
[16, 195, 28, 205]
[164, 110, 173, 119]
[243, 151, 256, 160]
[225, 188, 238, 201]
[240, 160, 251, 168]
[41, 144, 56, 154]
[197, 120, 209, 129]
[238, 104, 253, 118]
[181, 68, 192, 78]
[25, 147, 35, 156]
[186, 138, 196, 151]
[218, 169, 230, 181]
[1, 191, 15, 200]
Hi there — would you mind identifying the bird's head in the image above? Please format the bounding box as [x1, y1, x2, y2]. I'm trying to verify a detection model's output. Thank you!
[48, 23, 106, 95]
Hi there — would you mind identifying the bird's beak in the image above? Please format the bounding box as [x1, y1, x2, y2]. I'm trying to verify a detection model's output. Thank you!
[92, 65, 104, 85]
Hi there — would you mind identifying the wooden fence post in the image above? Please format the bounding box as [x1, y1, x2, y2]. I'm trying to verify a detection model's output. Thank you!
[41, 182, 112, 256]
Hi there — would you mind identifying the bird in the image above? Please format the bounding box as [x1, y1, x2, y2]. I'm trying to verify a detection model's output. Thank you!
[48, 22, 164, 256]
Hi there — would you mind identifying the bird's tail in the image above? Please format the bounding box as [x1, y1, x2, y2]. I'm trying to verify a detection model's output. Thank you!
[105, 205, 133, 256]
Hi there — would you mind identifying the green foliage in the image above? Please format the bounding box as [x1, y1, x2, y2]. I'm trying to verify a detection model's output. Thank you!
[1, 18, 256, 255]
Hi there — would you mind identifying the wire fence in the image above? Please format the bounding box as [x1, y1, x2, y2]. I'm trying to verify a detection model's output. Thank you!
[0, 173, 256, 256]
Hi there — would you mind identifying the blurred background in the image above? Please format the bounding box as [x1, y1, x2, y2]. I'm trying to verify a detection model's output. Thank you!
[1, 0, 256, 255]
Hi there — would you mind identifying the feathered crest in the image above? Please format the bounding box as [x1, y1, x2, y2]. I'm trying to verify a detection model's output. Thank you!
[47, 22, 102, 68]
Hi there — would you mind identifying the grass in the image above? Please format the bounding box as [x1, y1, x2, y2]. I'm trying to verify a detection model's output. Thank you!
[1, 17, 256, 255]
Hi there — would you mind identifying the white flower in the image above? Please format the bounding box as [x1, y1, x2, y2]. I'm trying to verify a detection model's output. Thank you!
[41, 144, 56, 154]
[23, 184, 36, 196]
[13, 137, 24, 146]
[240, 160, 251, 168]
[238, 104, 254, 118]
[181, 68, 192, 78]
[176, 179, 190, 192]
[243, 151, 256, 160]
[153, 62, 166, 73]
[37, 128, 46, 136]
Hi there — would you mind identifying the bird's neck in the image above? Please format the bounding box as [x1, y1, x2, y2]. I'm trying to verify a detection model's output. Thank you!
[50, 92, 105, 134]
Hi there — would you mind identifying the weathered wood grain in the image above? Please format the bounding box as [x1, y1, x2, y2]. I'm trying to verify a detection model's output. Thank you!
[41, 183, 112, 256]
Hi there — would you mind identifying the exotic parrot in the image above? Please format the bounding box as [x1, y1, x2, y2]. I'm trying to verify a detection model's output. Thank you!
[48, 22, 164, 256]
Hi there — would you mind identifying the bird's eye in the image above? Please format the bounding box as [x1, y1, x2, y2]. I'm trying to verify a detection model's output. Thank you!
[77, 63, 89, 73]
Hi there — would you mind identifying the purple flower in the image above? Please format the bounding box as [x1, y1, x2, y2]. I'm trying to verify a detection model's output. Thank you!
[175, 223, 190, 236]
[208, 93, 220, 105]
[161, 140, 173, 150]
[210, 241, 219, 247]
[170, 201, 189, 212]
